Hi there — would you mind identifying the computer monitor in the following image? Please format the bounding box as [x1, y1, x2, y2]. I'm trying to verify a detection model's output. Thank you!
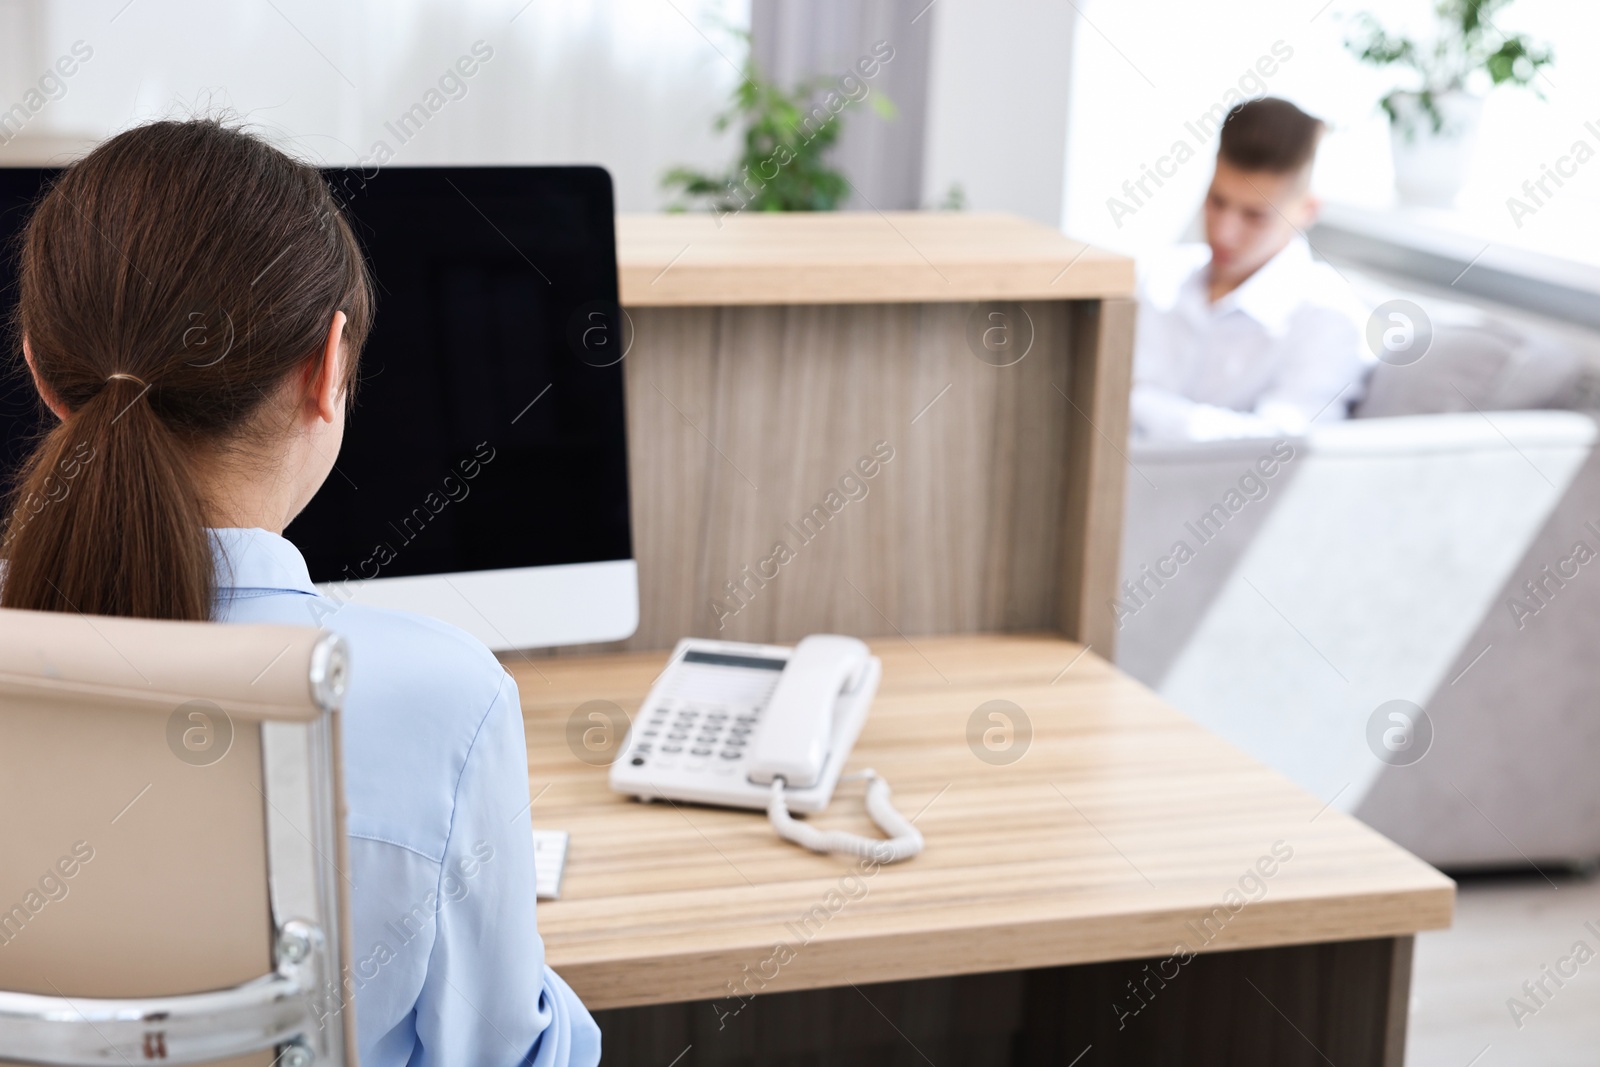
[0, 164, 638, 651]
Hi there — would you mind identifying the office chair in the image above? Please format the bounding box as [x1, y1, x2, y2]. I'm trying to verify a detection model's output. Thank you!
[0, 607, 357, 1066]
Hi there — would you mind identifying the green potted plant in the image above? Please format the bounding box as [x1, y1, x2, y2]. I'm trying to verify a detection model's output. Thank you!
[1346, 0, 1552, 207]
[662, 29, 894, 217]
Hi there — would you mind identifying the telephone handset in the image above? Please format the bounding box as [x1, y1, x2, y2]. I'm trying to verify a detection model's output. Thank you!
[746, 634, 870, 790]
[608, 635, 923, 862]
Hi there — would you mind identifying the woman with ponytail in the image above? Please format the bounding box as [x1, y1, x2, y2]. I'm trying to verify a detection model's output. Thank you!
[1, 119, 599, 1067]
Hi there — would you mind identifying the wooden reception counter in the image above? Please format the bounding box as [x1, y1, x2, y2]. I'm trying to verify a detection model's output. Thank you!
[615, 211, 1134, 306]
[608, 211, 1136, 658]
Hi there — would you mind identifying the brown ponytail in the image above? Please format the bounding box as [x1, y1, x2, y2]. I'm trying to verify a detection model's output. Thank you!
[1, 118, 373, 620]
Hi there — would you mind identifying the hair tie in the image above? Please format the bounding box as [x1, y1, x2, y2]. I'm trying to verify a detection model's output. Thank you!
[105, 372, 149, 388]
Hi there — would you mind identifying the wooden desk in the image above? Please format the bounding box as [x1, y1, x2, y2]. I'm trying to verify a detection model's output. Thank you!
[515, 634, 1453, 1066]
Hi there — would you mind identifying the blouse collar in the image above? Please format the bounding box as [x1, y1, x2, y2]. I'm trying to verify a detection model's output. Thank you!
[209, 527, 319, 595]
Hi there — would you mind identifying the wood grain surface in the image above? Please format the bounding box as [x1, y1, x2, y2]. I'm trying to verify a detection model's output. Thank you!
[617, 212, 1135, 306]
[614, 300, 1084, 652]
[594, 938, 1413, 1066]
[1058, 297, 1136, 656]
[512, 633, 1454, 1012]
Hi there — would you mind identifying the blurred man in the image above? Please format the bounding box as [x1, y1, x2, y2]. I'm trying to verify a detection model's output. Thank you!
[1131, 97, 1372, 441]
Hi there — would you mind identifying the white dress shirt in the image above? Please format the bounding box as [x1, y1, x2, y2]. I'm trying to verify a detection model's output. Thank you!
[210, 527, 600, 1067]
[1130, 237, 1373, 442]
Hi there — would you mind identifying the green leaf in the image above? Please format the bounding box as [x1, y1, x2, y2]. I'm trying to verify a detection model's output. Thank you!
[1348, 2, 1551, 112]
[658, 27, 899, 212]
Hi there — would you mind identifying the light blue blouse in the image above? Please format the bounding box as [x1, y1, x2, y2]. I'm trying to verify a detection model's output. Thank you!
[209, 527, 600, 1067]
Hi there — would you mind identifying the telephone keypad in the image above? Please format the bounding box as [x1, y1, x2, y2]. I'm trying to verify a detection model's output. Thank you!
[625, 697, 765, 771]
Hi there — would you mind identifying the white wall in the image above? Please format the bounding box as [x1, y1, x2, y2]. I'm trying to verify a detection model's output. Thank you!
[1059, 0, 1598, 259]
[0, 0, 750, 212]
[1060, 0, 1379, 257]
[11, 0, 1591, 245]
[920, 0, 1075, 224]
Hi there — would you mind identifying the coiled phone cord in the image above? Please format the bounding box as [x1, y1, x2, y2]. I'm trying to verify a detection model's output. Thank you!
[766, 769, 924, 863]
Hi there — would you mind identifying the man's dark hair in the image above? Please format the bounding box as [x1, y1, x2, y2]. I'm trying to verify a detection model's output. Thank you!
[1217, 97, 1324, 175]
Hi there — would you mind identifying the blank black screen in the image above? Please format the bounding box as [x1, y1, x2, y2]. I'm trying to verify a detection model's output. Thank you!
[0, 169, 48, 497]
[0, 164, 633, 583]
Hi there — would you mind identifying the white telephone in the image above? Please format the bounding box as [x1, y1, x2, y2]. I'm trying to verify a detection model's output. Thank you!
[607, 635, 923, 862]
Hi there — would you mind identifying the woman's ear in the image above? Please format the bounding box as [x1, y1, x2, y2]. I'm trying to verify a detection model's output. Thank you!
[21, 336, 69, 421]
[309, 310, 348, 423]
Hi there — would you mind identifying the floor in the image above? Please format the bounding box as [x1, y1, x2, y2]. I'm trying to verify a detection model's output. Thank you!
[1407, 868, 1600, 1066]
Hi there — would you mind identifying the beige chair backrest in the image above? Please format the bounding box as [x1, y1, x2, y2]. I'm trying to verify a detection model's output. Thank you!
[0, 606, 356, 1067]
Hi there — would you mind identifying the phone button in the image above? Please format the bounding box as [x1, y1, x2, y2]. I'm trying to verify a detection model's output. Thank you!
[662, 744, 682, 754]
[691, 746, 712, 756]
[630, 756, 646, 766]
[720, 750, 743, 760]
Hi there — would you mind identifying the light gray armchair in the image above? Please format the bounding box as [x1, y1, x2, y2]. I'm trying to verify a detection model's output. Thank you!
[1116, 408, 1600, 870]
